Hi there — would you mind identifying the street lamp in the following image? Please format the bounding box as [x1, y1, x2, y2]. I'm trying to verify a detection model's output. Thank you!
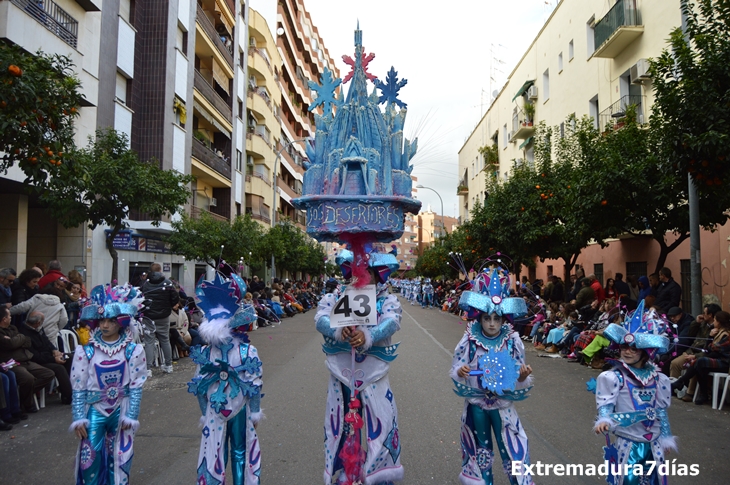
[415, 184, 444, 237]
[271, 138, 310, 279]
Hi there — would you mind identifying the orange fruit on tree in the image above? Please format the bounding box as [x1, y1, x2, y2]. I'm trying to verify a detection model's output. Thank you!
[8, 65, 22, 77]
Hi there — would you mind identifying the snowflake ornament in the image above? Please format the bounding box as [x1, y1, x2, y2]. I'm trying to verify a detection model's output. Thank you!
[374, 67, 408, 108]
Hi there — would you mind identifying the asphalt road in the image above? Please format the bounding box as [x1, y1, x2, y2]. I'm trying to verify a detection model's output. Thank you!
[2, 296, 729, 484]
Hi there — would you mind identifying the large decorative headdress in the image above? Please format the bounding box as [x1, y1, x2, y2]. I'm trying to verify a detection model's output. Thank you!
[335, 246, 399, 284]
[80, 284, 145, 328]
[458, 268, 527, 320]
[195, 273, 257, 331]
[602, 300, 670, 354]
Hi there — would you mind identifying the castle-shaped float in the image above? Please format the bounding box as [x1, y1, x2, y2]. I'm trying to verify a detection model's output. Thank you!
[292, 24, 421, 243]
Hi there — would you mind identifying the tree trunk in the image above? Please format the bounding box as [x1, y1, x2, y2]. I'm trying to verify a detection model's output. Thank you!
[562, 252, 580, 284]
[106, 225, 122, 284]
[653, 232, 689, 275]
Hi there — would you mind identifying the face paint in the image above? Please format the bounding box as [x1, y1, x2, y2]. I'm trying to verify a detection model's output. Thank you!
[480, 312, 503, 337]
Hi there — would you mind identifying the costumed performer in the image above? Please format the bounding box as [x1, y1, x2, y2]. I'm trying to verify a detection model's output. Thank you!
[316, 249, 403, 485]
[451, 267, 534, 485]
[70, 284, 147, 485]
[592, 299, 676, 485]
[188, 274, 263, 485]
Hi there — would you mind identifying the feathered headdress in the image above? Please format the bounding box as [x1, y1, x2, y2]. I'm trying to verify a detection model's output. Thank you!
[602, 300, 670, 353]
[80, 284, 145, 329]
[195, 273, 257, 331]
[458, 268, 527, 320]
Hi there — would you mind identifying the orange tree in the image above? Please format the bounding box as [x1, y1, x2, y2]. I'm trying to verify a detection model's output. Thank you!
[0, 44, 82, 185]
[41, 129, 193, 282]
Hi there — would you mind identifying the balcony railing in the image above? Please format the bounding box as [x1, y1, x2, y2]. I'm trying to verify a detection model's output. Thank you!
[598, 95, 645, 132]
[12, 0, 78, 48]
[457, 178, 469, 196]
[192, 137, 232, 179]
[194, 69, 232, 121]
[191, 205, 229, 222]
[245, 172, 271, 186]
[196, 4, 233, 66]
[593, 0, 642, 58]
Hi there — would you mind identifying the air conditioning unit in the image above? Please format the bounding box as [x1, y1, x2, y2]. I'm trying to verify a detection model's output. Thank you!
[527, 85, 538, 100]
[247, 155, 254, 166]
[508, 131, 515, 141]
[209, 197, 218, 207]
[630, 58, 650, 84]
[249, 37, 256, 47]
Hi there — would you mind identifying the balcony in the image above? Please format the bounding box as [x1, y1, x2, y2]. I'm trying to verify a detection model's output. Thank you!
[598, 95, 645, 132]
[277, 176, 298, 200]
[194, 69, 232, 121]
[191, 205, 229, 222]
[593, 0, 643, 59]
[11, 0, 78, 48]
[457, 179, 469, 196]
[192, 137, 231, 180]
[512, 121, 535, 140]
[196, 4, 233, 67]
[246, 172, 272, 187]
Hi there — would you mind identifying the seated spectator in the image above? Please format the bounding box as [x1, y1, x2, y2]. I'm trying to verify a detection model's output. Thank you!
[671, 310, 730, 405]
[613, 273, 631, 299]
[0, 268, 15, 308]
[668, 303, 721, 401]
[65, 281, 83, 328]
[31, 262, 46, 277]
[569, 299, 617, 363]
[0, 369, 24, 427]
[0, 306, 54, 412]
[637, 276, 652, 302]
[658, 306, 695, 374]
[10, 283, 68, 349]
[37, 260, 66, 290]
[184, 298, 205, 347]
[18, 312, 72, 405]
[577, 300, 621, 367]
[655, 267, 682, 314]
[11, 269, 41, 306]
[67, 269, 87, 298]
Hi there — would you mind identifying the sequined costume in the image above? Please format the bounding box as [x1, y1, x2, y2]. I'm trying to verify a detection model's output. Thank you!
[451, 322, 534, 485]
[70, 328, 147, 484]
[316, 286, 403, 485]
[593, 300, 676, 485]
[188, 274, 263, 485]
[421, 280, 434, 309]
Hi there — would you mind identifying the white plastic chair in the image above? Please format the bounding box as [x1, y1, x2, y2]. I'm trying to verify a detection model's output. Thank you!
[719, 374, 730, 411]
[59, 329, 79, 354]
[692, 372, 730, 409]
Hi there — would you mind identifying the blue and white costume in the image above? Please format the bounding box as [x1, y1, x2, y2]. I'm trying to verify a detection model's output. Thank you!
[188, 275, 263, 485]
[422, 279, 434, 309]
[70, 284, 147, 485]
[316, 252, 403, 485]
[451, 268, 534, 485]
[594, 301, 676, 485]
[410, 280, 421, 306]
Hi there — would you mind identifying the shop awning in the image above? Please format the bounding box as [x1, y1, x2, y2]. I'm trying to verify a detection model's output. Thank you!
[512, 80, 535, 102]
[519, 136, 534, 149]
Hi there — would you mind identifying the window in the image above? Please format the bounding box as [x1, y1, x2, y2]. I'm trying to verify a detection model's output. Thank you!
[176, 27, 187, 56]
[120, 0, 134, 23]
[558, 52, 563, 72]
[626, 262, 647, 281]
[503, 123, 508, 148]
[542, 69, 550, 101]
[569, 39, 574, 60]
[236, 150, 242, 172]
[115, 72, 128, 105]
[594, 263, 604, 287]
[547, 265, 553, 277]
[589, 95, 599, 130]
[586, 16, 596, 57]
[238, 100, 243, 119]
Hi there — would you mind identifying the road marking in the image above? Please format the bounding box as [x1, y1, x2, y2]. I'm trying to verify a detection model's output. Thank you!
[401, 306, 453, 358]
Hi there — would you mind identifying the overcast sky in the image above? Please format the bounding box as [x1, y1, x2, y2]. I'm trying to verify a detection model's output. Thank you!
[300, 0, 558, 218]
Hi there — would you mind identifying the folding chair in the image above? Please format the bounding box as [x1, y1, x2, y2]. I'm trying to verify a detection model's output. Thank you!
[59, 329, 79, 354]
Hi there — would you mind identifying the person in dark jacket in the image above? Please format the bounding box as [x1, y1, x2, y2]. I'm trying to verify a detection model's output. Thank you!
[141, 263, 179, 374]
[11, 269, 40, 306]
[613, 273, 631, 299]
[18, 312, 72, 404]
[549, 275, 565, 303]
[659, 307, 696, 375]
[0, 306, 54, 412]
[0, 268, 15, 308]
[637, 276, 652, 303]
[655, 267, 682, 313]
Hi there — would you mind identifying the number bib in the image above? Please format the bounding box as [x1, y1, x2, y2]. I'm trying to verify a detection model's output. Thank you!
[329, 285, 377, 327]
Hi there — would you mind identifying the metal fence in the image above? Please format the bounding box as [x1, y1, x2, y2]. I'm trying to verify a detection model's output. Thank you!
[594, 0, 641, 51]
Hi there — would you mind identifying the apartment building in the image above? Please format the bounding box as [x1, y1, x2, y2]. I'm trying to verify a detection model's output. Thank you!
[417, 209, 459, 256]
[275, 0, 338, 229]
[0, 0, 101, 277]
[244, 7, 281, 227]
[459, 0, 730, 309]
